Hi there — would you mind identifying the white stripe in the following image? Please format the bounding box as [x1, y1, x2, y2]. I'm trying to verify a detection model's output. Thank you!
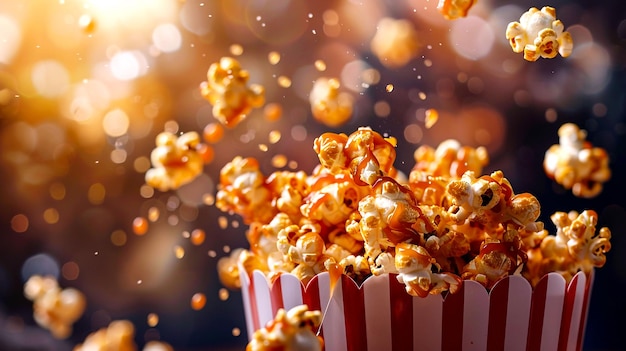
[253, 271, 273, 329]
[462, 280, 489, 351]
[579, 270, 595, 347]
[566, 272, 587, 351]
[318, 272, 348, 351]
[540, 273, 566, 351]
[280, 274, 304, 311]
[239, 268, 255, 341]
[504, 276, 532, 351]
[363, 274, 392, 351]
[413, 293, 443, 351]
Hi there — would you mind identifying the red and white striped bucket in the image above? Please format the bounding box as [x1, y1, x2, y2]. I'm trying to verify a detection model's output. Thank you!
[240, 269, 593, 351]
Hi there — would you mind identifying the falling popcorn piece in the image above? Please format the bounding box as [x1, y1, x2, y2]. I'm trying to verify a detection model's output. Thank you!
[543, 123, 611, 198]
[370, 17, 421, 68]
[437, 0, 477, 20]
[309, 77, 353, 127]
[200, 56, 265, 127]
[505, 6, 573, 61]
[246, 305, 324, 351]
[23, 275, 86, 339]
[145, 131, 206, 191]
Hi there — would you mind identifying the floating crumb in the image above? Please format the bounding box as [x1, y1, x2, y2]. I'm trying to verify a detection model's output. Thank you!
[133, 217, 148, 235]
[425, 108, 439, 129]
[191, 229, 206, 246]
[264, 103, 283, 122]
[219, 288, 229, 301]
[314, 59, 327, 71]
[268, 130, 281, 144]
[268, 51, 281, 65]
[203, 123, 224, 144]
[229, 44, 243, 56]
[148, 207, 160, 222]
[277, 76, 292, 88]
[191, 293, 207, 310]
[147, 313, 159, 327]
[174, 245, 185, 259]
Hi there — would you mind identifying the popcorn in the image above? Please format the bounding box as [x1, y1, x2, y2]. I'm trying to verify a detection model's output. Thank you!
[506, 6, 573, 61]
[217, 248, 248, 289]
[200, 56, 265, 127]
[313, 127, 397, 186]
[525, 210, 611, 286]
[276, 226, 329, 284]
[309, 78, 353, 127]
[394, 242, 461, 297]
[246, 305, 323, 351]
[412, 139, 489, 178]
[216, 156, 276, 224]
[543, 123, 611, 198]
[358, 177, 431, 266]
[370, 17, 421, 68]
[73, 320, 135, 351]
[462, 227, 527, 288]
[437, 0, 477, 20]
[145, 131, 206, 191]
[23, 275, 86, 339]
[74, 320, 173, 351]
[215, 127, 611, 298]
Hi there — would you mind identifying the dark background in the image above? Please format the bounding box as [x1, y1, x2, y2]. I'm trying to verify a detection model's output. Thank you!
[1, 0, 625, 350]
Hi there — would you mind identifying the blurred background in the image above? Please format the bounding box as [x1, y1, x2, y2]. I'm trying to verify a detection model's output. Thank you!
[0, 0, 625, 350]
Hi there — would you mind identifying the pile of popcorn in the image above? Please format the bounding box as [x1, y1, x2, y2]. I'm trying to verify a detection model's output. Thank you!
[216, 127, 612, 297]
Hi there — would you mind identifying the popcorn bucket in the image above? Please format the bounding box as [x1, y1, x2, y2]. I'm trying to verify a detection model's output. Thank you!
[240, 270, 594, 351]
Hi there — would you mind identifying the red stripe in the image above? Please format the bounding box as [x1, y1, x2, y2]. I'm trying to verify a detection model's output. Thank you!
[576, 272, 592, 351]
[389, 274, 413, 351]
[303, 276, 324, 350]
[487, 277, 509, 351]
[341, 275, 367, 351]
[270, 275, 284, 317]
[442, 282, 464, 351]
[557, 274, 579, 351]
[248, 274, 261, 331]
[526, 276, 548, 351]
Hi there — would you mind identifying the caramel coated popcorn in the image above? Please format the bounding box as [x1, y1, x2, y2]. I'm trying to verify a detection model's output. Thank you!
[246, 305, 323, 351]
[145, 131, 207, 191]
[544, 123, 611, 198]
[370, 17, 421, 68]
[525, 210, 611, 286]
[23, 275, 86, 339]
[216, 127, 611, 296]
[506, 6, 573, 61]
[309, 78, 354, 127]
[437, 0, 477, 20]
[200, 56, 265, 127]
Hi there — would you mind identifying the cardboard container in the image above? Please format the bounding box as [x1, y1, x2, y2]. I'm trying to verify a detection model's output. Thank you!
[240, 269, 593, 351]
